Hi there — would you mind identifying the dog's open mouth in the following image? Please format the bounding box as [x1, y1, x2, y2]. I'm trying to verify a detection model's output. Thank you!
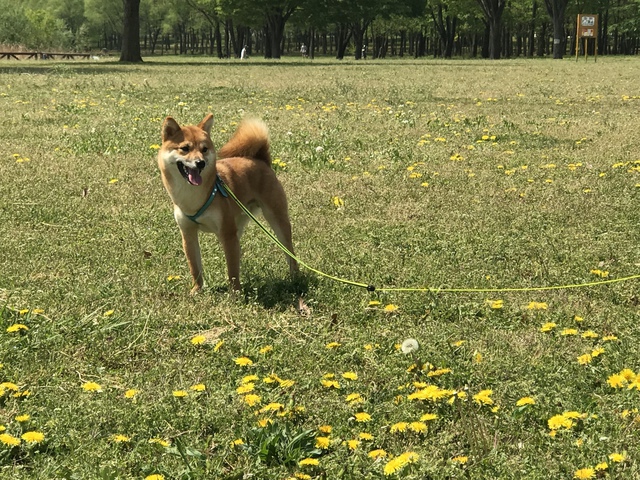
[177, 161, 203, 186]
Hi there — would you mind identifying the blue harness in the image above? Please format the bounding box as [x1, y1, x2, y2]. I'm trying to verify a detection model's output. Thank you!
[185, 174, 228, 224]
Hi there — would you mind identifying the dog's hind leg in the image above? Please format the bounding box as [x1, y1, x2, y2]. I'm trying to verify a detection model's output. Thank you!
[261, 202, 299, 277]
[218, 226, 242, 291]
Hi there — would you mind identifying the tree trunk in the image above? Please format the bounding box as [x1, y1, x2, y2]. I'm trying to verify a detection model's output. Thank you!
[120, 0, 142, 62]
[265, 9, 287, 58]
[544, 0, 568, 59]
[335, 23, 351, 59]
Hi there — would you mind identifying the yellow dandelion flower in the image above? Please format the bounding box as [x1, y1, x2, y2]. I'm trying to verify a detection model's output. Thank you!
[427, 368, 451, 377]
[231, 438, 244, 446]
[236, 383, 254, 394]
[368, 448, 387, 458]
[15, 414, 30, 422]
[321, 379, 340, 389]
[190, 383, 206, 392]
[540, 322, 557, 332]
[577, 353, 592, 365]
[354, 412, 371, 422]
[299, 458, 319, 466]
[452, 456, 468, 464]
[21, 431, 45, 443]
[359, 432, 374, 441]
[409, 421, 427, 433]
[574, 468, 595, 479]
[242, 374, 259, 384]
[346, 393, 364, 404]
[473, 351, 483, 363]
[259, 402, 284, 413]
[325, 342, 341, 349]
[420, 413, 438, 421]
[315, 436, 330, 449]
[331, 196, 344, 208]
[582, 330, 599, 339]
[124, 389, 139, 399]
[473, 390, 493, 406]
[602, 334, 618, 342]
[234, 357, 253, 367]
[1, 382, 19, 391]
[278, 379, 295, 388]
[548, 414, 574, 430]
[516, 397, 535, 407]
[383, 451, 419, 475]
[318, 425, 332, 433]
[145, 475, 164, 480]
[526, 302, 548, 310]
[149, 438, 170, 447]
[111, 434, 131, 443]
[620, 369, 636, 381]
[82, 381, 102, 392]
[256, 418, 272, 428]
[390, 422, 408, 433]
[243, 394, 261, 406]
[0, 433, 21, 446]
[190, 335, 206, 345]
[383, 304, 399, 313]
[346, 439, 360, 450]
[561, 328, 578, 336]
[595, 462, 608, 471]
[486, 299, 503, 309]
[608, 373, 629, 388]
[591, 347, 605, 357]
[608, 452, 626, 463]
[259, 345, 273, 354]
[342, 371, 358, 381]
[590, 269, 608, 278]
[172, 390, 188, 398]
[6, 324, 29, 333]
[213, 340, 224, 352]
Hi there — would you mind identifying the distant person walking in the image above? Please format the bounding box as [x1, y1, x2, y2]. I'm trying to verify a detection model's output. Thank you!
[361, 44, 367, 60]
[240, 45, 247, 60]
[300, 43, 307, 58]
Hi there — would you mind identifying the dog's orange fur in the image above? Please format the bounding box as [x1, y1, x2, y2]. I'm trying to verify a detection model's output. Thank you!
[158, 114, 298, 292]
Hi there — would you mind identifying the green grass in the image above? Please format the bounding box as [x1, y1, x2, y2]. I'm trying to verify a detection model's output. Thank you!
[1, 55, 640, 479]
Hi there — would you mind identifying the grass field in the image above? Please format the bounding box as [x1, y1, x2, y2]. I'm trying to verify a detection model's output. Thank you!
[1, 55, 640, 479]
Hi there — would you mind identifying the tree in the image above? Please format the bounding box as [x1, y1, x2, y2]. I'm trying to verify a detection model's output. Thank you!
[544, 0, 570, 58]
[120, 0, 143, 61]
[476, 0, 506, 58]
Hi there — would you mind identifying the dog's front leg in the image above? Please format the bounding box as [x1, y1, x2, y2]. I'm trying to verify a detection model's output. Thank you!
[180, 226, 204, 294]
[218, 227, 241, 291]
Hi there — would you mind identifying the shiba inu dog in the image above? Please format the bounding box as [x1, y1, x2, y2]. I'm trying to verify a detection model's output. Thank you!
[158, 114, 298, 292]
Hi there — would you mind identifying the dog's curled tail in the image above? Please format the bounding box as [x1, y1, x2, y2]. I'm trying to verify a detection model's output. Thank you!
[218, 118, 271, 165]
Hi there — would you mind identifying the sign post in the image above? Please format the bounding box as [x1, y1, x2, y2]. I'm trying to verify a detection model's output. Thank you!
[576, 14, 598, 61]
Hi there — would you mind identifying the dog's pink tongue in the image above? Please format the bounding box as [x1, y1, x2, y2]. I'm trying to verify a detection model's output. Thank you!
[186, 167, 202, 186]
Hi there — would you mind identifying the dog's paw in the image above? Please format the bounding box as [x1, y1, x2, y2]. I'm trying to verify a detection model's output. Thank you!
[190, 285, 203, 296]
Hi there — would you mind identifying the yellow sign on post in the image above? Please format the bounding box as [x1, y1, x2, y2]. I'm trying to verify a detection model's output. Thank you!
[576, 14, 599, 61]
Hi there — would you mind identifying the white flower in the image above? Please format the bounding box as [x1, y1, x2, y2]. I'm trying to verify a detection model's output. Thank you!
[401, 338, 419, 354]
[316, 146, 324, 153]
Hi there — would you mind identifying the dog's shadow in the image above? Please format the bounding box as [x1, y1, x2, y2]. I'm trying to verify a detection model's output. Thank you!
[207, 273, 314, 310]
[245, 272, 314, 310]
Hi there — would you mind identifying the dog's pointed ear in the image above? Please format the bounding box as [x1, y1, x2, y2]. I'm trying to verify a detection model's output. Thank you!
[198, 114, 214, 136]
[162, 117, 180, 142]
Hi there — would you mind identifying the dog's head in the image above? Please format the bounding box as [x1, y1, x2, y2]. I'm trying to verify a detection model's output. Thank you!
[159, 114, 215, 186]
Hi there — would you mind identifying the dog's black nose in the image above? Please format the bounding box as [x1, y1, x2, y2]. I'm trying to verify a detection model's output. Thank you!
[195, 160, 205, 170]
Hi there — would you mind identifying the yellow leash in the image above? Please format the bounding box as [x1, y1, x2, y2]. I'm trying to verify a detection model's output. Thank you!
[223, 181, 640, 294]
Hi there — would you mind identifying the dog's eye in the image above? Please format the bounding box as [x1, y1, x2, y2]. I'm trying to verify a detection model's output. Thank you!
[179, 145, 190, 153]
[202, 146, 208, 153]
